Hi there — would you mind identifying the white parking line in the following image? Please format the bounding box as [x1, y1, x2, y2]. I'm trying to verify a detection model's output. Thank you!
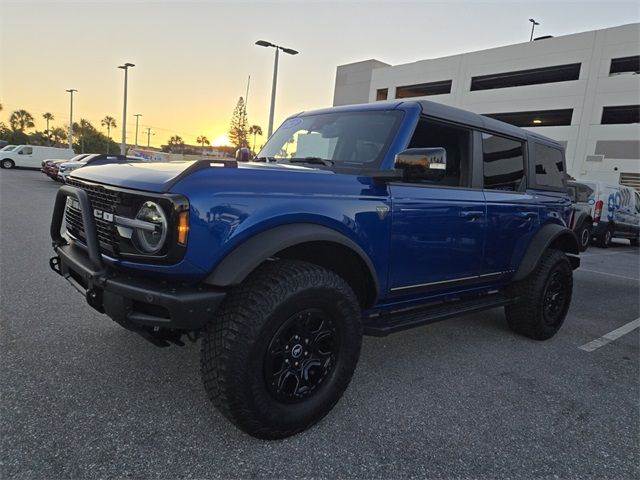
[576, 268, 640, 282]
[578, 318, 640, 352]
[580, 250, 638, 258]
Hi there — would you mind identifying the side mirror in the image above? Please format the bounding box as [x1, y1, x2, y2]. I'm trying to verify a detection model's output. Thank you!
[394, 148, 447, 182]
[235, 147, 251, 162]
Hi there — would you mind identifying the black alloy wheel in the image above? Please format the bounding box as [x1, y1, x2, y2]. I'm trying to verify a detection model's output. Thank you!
[542, 269, 570, 327]
[264, 308, 338, 403]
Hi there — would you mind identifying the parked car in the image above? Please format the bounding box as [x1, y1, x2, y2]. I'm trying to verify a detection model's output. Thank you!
[571, 180, 640, 247]
[50, 100, 580, 439]
[57, 154, 127, 182]
[42, 154, 91, 180]
[1, 145, 75, 169]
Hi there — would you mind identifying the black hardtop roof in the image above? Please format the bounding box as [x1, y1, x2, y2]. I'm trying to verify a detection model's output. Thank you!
[415, 100, 562, 148]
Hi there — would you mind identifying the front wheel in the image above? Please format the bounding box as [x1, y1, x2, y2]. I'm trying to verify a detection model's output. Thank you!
[1, 159, 15, 169]
[200, 260, 362, 439]
[505, 249, 573, 340]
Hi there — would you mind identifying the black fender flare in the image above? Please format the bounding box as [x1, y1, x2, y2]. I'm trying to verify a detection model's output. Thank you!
[204, 223, 379, 293]
[573, 211, 592, 230]
[513, 223, 580, 281]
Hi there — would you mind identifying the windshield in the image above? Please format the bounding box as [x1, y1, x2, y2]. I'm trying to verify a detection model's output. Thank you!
[1, 145, 16, 151]
[257, 110, 403, 171]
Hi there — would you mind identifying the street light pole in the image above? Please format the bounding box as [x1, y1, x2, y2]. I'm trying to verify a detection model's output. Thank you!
[255, 40, 299, 138]
[134, 113, 142, 148]
[65, 89, 77, 150]
[529, 18, 540, 41]
[118, 62, 135, 155]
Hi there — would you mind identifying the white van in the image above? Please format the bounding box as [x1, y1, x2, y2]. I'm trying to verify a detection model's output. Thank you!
[571, 180, 640, 247]
[0, 145, 75, 169]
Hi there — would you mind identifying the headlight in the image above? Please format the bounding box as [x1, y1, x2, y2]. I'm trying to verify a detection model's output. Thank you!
[133, 201, 168, 254]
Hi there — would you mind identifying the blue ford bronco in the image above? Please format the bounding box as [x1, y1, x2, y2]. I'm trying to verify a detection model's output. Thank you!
[50, 100, 580, 439]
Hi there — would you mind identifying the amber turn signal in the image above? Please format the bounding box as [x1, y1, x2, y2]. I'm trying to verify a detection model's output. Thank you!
[177, 211, 189, 245]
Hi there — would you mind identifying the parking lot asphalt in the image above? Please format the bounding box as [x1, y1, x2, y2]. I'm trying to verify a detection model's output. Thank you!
[1, 169, 638, 479]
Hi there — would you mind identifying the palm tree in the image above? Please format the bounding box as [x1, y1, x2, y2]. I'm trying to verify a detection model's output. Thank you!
[249, 125, 263, 153]
[168, 135, 184, 153]
[42, 112, 54, 145]
[101, 116, 117, 153]
[9, 110, 35, 132]
[51, 127, 67, 146]
[197, 135, 210, 154]
[73, 118, 93, 153]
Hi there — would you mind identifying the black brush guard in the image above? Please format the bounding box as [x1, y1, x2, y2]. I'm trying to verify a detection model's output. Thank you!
[50, 185, 226, 346]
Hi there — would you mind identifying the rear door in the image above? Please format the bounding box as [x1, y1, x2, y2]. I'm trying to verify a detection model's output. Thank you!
[481, 133, 541, 277]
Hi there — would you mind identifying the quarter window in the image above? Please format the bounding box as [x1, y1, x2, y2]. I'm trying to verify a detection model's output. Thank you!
[533, 143, 566, 189]
[482, 134, 525, 191]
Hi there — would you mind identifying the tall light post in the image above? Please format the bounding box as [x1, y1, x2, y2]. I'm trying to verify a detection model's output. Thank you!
[529, 18, 540, 41]
[134, 113, 142, 148]
[255, 40, 299, 138]
[118, 62, 135, 155]
[65, 89, 77, 150]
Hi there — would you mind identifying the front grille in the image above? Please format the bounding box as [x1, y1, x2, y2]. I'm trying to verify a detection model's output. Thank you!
[65, 178, 120, 255]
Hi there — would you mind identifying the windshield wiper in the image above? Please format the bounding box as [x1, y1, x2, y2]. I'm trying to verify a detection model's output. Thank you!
[253, 156, 275, 163]
[284, 157, 334, 167]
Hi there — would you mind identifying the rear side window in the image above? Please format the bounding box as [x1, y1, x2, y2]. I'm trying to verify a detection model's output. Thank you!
[482, 133, 525, 191]
[534, 143, 566, 188]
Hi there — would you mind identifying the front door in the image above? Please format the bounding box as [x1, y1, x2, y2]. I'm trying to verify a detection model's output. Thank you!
[387, 118, 485, 297]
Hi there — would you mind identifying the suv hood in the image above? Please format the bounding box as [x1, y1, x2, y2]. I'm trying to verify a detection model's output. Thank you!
[70, 160, 326, 193]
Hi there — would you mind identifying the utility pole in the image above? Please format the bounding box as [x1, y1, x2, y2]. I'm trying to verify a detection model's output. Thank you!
[146, 127, 153, 148]
[134, 113, 142, 148]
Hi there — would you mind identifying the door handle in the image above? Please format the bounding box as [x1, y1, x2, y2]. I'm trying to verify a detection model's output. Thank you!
[517, 211, 538, 219]
[459, 210, 484, 219]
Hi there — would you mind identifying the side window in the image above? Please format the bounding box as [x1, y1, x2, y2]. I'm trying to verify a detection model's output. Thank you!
[534, 143, 566, 188]
[406, 118, 472, 187]
[20, 147, 33, 155]
[482, 133, 525, 191]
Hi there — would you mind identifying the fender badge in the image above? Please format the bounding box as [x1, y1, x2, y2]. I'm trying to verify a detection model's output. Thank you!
[376, 206, 389, 220]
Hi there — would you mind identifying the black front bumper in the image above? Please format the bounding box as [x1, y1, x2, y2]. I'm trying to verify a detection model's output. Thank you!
[50, 185, 226, 334]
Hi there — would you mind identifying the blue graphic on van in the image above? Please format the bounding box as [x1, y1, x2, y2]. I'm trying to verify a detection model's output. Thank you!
[607, 192, 622, 221]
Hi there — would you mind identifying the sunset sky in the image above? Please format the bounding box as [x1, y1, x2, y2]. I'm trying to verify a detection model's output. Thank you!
[1, 0, 638, 148]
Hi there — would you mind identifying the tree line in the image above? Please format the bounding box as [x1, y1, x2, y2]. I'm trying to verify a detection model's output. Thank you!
[0, 104, 120, 154]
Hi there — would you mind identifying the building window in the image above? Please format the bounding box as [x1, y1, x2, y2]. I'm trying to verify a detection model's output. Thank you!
[376, 88, 388, 101]
[395, 80, 452, 98]
[609, 55, 640, 75]
[470, 63, 581, 91]
[533, 143, 565, 189]
[601, 105, 640, 124]
[482, 134, 525, 192]
[483, 109, 573, 127]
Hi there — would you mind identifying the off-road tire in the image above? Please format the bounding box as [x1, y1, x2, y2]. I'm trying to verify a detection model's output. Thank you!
[576, 222, 591, 252]
[505, 249, 573, 340]
[1, 159, 15, 169]
[596, 227, 613, 248]
[200, 259, 362, 439]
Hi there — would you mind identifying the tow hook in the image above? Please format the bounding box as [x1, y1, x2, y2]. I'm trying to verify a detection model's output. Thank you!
[49, 256, 61, 275]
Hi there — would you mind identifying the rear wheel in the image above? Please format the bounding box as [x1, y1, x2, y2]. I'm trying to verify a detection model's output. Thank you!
[1, 159, 15, 169]
[576, 222, 592, 252]
[505, 249, 573, 340]
[200, 260, 362, 439]
[596, 227, 613, 248]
